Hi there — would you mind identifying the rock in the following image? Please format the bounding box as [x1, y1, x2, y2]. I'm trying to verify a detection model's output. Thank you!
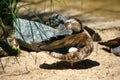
[111, 46, 120, 56]
[14, 18, 72, 51]
[49, 13, 68, 29]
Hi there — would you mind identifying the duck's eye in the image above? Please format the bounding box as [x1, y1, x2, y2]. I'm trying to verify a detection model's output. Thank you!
[66, 21, 70, 23]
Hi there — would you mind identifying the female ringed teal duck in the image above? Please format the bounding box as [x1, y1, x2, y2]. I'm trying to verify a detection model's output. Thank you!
[40, 18, 94, 68]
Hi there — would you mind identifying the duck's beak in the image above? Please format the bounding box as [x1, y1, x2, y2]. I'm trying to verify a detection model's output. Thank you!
[59, 23, 68, 32]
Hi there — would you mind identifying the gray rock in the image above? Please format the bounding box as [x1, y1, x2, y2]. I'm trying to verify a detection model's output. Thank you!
[14, 18, 72, 43]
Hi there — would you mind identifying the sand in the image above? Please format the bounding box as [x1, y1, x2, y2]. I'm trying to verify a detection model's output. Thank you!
[0, 0, 120, 80]
[0, 19, 120, 80]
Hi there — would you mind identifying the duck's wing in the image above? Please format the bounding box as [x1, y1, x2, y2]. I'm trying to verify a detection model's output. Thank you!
[40, 32, 93, 61]
[46, 33, 93, 61]
[40, 32, 93, 51]
[41, 35, 66, 44]
[39, 35, 78, 51]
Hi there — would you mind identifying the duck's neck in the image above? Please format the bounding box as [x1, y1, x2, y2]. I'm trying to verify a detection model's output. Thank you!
[71, 24, 83, 34]
[72, 29, 84, 34]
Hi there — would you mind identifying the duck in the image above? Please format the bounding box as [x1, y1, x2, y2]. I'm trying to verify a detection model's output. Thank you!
[98, 37, 120, 56]
[39, 18, 94, 68]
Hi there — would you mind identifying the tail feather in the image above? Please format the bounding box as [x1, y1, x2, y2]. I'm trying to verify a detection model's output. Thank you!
[84, 26, 101, 41]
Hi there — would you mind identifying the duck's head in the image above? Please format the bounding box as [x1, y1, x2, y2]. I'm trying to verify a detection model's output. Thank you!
[64, 18, 83, 33]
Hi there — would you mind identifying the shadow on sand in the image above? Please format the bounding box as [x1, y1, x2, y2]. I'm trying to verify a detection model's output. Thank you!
[40, 59, 100, 70]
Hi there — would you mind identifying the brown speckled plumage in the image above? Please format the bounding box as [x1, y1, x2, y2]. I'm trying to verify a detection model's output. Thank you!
[40, 18, 93, 67]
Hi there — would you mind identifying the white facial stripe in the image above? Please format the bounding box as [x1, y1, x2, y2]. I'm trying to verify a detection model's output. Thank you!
[68, 24, 72, 28]
[66, 19, 77, 29]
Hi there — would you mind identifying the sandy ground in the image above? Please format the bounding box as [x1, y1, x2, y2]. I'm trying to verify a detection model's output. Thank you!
[0, 0, 120, 80]
[0, 18, 120, 80]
